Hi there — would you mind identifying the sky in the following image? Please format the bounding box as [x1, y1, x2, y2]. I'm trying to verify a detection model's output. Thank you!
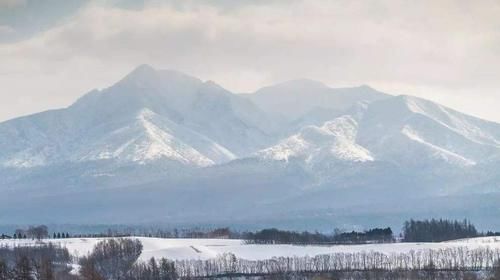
[1, 0, 500, 122]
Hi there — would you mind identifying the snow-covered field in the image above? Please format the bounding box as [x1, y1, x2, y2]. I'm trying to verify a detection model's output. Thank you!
[2, 236, 500, 262]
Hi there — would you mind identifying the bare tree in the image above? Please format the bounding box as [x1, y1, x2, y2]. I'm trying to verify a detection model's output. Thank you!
[13, 255, 34, 280]
[27, 225, 49, 240]
[79, 238, 142, 280]
[492, 260, 500, 280]
[0, 259, 11, 280]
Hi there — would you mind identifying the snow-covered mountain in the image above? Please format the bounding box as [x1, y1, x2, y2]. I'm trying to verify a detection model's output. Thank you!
[0, 65, 277, 169]
[245, 79, 389, 122]
[258, 95, 500, 171]
[1, 65, 500, 228]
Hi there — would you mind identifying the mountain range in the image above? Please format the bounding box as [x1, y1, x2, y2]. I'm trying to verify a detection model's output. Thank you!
[1, 65, 500, 230]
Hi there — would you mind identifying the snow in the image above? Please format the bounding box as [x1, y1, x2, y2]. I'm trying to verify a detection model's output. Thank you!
[0, 65, 267, 169]
[75, 109, 216, 167]
[2, 237, 500, 262]
[404, 95, 500, 148]
[402, 125, 476, 166]
[4, 148, 50, 168]
[258, 94, 500, 169]
[354, 95, 500, 169]
[259, 116, 373, 163]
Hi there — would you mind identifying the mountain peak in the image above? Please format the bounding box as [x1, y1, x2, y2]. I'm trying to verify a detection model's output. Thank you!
[247, 79, 389, 121]
[203, 80, 225, 90]
[357, 84, 377, 91]
[257, 79, 327, 94]
[125, 64, 157, 79]
[133, 64, 156, 73]
[116, 65, 202, 89]
[116, 64, 159, 87]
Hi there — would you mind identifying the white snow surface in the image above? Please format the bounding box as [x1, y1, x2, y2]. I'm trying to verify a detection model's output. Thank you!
[76, 109, 235, 166]
[259, 116, 373, 163]
[2, 237, 500, 262]
[401, 125, 476, 166]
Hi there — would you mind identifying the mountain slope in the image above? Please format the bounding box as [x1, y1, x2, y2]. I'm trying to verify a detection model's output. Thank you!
[259, 115, 373, 163]
[245, 79, 390, 122]
[258, 95, 500, 171]
[357, 95, 500, 168]
[74, 108, 235, 166]
[0, 65, 276, 169]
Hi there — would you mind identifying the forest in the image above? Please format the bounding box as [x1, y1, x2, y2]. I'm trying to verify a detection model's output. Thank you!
[403, 219, 478, 242]
[243, 227, 393, 244]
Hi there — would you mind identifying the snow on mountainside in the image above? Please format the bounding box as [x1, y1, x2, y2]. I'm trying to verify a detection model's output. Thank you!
[70, 65, 278, 157]
[259, 116, 373, 163]
[75, 108, 235, 166]
[357, 95, 500, 167]
[0, 65, 272, 168]
[258, 95, 500, 171]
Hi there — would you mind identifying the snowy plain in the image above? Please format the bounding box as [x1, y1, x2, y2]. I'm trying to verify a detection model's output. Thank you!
[2, 236, 500, 262]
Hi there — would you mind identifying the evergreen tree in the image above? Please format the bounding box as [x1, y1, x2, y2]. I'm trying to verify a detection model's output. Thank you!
[403, 218, 478, 242]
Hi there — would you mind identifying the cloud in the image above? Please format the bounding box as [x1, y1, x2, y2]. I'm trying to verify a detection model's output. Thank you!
[0, 0, 26, 9]
[0, 0, 500, 122]
[0, 25, 14, 35]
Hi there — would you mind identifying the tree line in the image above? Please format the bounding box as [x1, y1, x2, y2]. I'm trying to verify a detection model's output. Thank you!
[403, 219, 479, 242]
[242, 218, 492, 245]
[2, 218, 494, 245]
[173, 248, 500, 278]
[243, 227, 394, 245]
[0, 225, 72, 241]
[1, 226, 234, 241]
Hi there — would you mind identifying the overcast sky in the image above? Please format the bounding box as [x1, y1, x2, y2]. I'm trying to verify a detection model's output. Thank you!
[1, 0, 499, 122]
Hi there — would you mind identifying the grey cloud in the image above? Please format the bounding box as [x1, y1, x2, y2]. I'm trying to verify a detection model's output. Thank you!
[0, 0, 85, 42]
[0, 0, 26, 8]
